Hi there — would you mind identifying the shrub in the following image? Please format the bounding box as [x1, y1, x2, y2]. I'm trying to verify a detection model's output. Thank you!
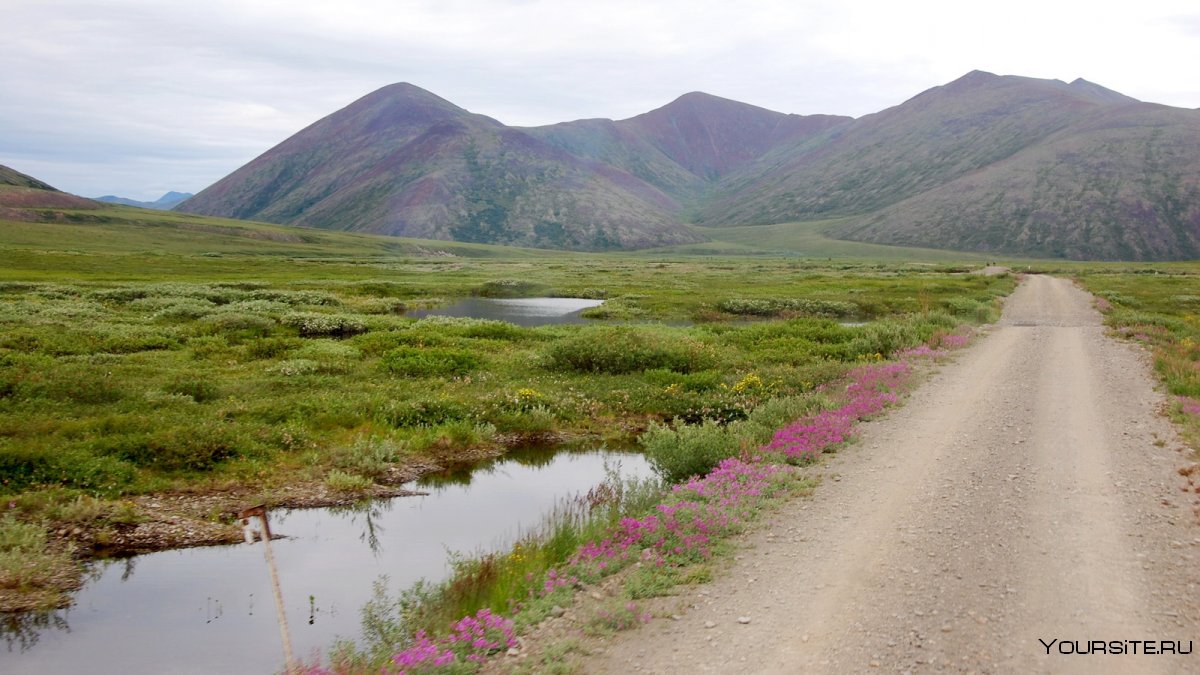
[331, 436, 406, 477]
[476, 279, 545, 298]
[717, 297, 858, 318]
[378, 398, 472, 428]
[411, 316, 529, 341]
[18, 369, 126, 404]
[244, 336, 300, 360]
[198, 312, 275, 339]
[325, 470, 374, 493]
[262, 289, 342, 306]
[222, 299, 290, 315]
[640, 419, 741, 483]
[281, 312, 368, 337]
[545, 327, 716, 375]
[382, 347, 480, 378]
[0, 445, 135, 493]
[271, 359, 321, 377]
[147, 299, 217, 321]
[165, 376, 221, 403]
[111, 425, 244, 472]
[97, 325, 179, 354]
[643, 369, 723, 391]
[355, 298, 408, 315]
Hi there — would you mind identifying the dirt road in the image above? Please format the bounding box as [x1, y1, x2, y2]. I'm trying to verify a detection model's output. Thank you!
[585, 275, 1200, 673]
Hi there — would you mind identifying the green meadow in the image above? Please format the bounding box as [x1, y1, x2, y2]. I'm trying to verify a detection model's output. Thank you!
[0, 203, 1023, 610]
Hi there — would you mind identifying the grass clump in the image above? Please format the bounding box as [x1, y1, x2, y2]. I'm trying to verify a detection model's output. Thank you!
[281, 312, 368, 337]
[381, 346, 481, 377]
[0, 515, 76, 608]
[545, 326, 716, 374]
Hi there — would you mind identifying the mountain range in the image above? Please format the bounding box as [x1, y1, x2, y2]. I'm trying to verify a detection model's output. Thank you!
[94, 192, 193, 210]
[55, 72, 1200, 259]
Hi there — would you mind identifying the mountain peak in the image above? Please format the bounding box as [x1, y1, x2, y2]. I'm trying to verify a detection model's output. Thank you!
[1067, 77, 1140, 104]
[940, 70, 1002, 93]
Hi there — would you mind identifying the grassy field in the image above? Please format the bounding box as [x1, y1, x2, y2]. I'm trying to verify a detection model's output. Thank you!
[678, 220, 1001, 261]
[0, 205, 1019, 612]
[16, 202, 1200, 673]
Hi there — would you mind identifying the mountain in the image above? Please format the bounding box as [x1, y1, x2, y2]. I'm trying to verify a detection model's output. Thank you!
[179, 73, 1200, 259]
[694, 71, 1200, 260]
[94, 191, 194, 210]
[525, 93, 849, 201]
[0, 164, 100, 213]
[696, 71, 1149, 224]
[829, 102, 1200, 259]
[179, 84, 701, 250]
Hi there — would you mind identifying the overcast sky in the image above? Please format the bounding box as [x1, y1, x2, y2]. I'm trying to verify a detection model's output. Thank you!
[3, 0, 1198, 201]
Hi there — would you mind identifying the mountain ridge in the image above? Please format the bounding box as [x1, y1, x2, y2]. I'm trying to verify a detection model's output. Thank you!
[94, 191, 193, 210]
[177, 72, 1200, 260]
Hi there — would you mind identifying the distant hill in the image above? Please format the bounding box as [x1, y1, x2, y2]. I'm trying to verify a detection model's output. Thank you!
[94, 191, 193, 210]
[0, 164, 101, 213]
[179, 73, 1200, 260]
[0, 164, 58, 191]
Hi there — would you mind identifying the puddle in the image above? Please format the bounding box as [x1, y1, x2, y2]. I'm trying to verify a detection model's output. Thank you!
[407, 297, 603, 326]
[0, 448, 652, 674]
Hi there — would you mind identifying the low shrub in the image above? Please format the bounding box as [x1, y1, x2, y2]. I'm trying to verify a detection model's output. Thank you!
[381, 347, 480, 378]
[476, 279, 545, 298]
[281, 312, 368, 338]
[109, 425, 245, 472]
[244, 336, 300, 360]
[271, 359, 321, 377]
[717, 297, 859, 318]
[378, 398, 472, 428]
[545, 326, 716, 375]
[197, 312, 275, 339]
[640, 419, 741, 483]
[165, 375, 221, 403]
[0, 445, 135, 494]
[331, 436, 406, 477]
[325, 470, 374, 493]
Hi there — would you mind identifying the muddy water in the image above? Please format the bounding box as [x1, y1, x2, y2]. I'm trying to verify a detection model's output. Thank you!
[1, 448, 652, 674]
[407, 297, 603, 325]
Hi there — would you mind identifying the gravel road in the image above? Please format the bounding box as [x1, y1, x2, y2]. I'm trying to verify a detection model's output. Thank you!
[584, 275, 1200, 674]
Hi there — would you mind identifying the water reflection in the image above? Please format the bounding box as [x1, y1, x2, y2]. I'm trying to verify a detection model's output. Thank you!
[327, 500, 393, 555]
[407, 297, 603, 326]
[1, 611, 69, 653]
[0, 448, 651, 674]
[417, 445, 565, 488]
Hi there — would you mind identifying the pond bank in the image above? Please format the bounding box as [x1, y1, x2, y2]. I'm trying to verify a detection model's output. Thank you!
[1, 447, 653, 674]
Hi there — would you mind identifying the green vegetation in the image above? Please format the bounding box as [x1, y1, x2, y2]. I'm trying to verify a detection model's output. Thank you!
[1076, 267, 1200, 445]
[682, 220, 997, 261]
[0, 207, 1017, 611]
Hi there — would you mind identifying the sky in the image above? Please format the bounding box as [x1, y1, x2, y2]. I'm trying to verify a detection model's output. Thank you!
[2, 0, 1198, 201]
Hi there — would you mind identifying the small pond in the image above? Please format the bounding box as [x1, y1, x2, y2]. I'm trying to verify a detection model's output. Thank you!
[406, 297, 603, 326]
[1, 447, 652, 674]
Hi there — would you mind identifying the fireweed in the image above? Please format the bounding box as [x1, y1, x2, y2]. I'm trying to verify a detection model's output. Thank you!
[318, 330, 972, 674]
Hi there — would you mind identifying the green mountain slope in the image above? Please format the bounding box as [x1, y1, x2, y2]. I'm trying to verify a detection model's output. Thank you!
[696, 71, 1145, 225]
[831, 104, 1200, 260]
[178, 84, 701, 250]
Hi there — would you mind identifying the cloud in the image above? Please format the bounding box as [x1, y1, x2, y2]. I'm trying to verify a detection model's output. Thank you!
[2, 0, 1198, 199]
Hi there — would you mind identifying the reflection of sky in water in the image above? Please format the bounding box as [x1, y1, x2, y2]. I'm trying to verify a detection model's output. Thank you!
[407, 297, 603, 326]
[0, 451, 651, 675]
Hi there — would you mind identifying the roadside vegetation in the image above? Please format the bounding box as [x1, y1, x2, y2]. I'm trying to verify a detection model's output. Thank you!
[1075, 266, 1200, 448]
[310, 332, 975, 674]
